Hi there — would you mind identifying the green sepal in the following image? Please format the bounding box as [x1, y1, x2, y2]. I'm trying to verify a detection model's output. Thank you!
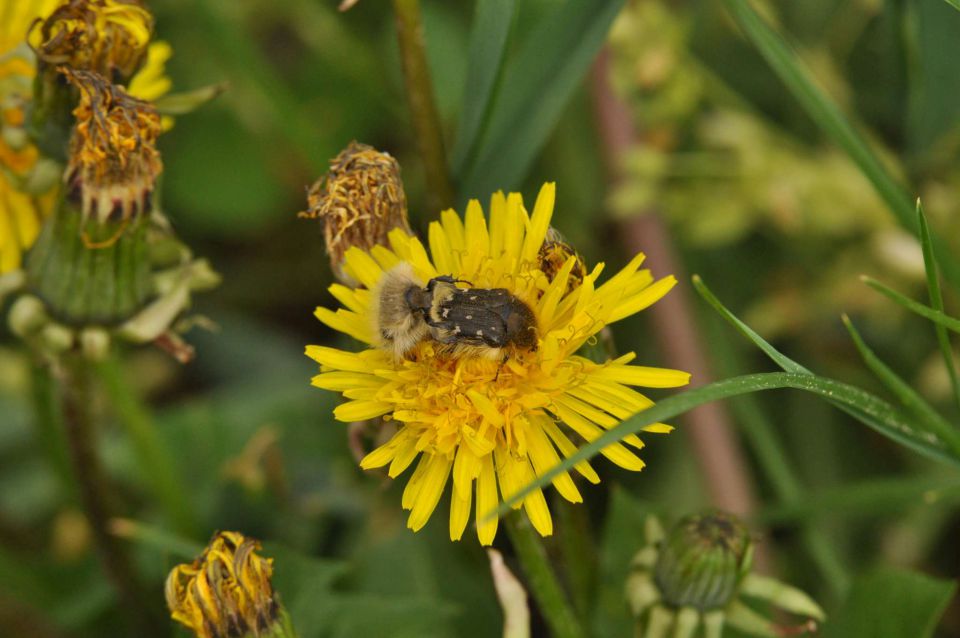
[25, 198, 153, 326]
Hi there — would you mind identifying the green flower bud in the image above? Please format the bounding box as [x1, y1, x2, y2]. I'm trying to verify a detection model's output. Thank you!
[653, 510, 753, 612]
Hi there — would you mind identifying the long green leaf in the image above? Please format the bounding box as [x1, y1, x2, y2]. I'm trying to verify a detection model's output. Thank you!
[941, 0, 960, 12]
[693, 275, 809, 374]
[491, 372, 960, 520]
[450, 0, 516, 175]
[720, 0, 960, 287]
[917, 201, 960, 411]
[694, 275, 960, 462]
[842, 315, 960, 455]
[863, 276, 960, 333]
[457, 0, 625, 199]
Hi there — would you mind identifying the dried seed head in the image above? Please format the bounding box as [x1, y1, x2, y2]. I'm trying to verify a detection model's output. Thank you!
[63, 68, 161, 226]
[32, 0, 153, 81]
[302, 141, 411, 286]
[166, 532, 283, 638]
[538, 227, 587, 294]
[653, 510, 753, 612]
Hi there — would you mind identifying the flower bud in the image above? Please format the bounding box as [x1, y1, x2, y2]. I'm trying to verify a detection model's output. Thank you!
[301, 141, 411, 286]
[652, 511, 752, 612]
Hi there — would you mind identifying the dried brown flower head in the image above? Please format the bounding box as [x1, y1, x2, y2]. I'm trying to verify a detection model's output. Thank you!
[32, 0, 153, 81]
[301, 141, 411, 286]
[63, 68, 161, 227]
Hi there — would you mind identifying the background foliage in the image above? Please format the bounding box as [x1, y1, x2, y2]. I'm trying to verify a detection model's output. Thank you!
[2, 0, 960, 636]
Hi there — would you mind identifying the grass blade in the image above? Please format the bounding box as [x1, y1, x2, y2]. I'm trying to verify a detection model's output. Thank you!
[719, 0, 960, 288]
[862, 276, 960, 333]
[457, 0, 625, 199]
[692, 275, 809, 374]
[692, 275, 960, 464]
[917, 201, 960, 412]
[942, 0, 960, 11]
[449, 0, 517, 175]
[491, 372, 960, 520]
[842, 314, 960, 456]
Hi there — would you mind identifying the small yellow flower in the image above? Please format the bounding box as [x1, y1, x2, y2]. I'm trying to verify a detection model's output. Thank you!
[166, 531, 293, 638]
[0, 0, 173, 274]
[307, 183, 689, 544]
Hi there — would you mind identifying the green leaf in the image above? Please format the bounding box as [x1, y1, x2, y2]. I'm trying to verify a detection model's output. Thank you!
[693, 275, 960, 465]
[449, 0, 517, 175]
[917, 201, 960, 411]
[939, 0, 960, 13]
[823, 568, 956, 638]
[842, 314, 960, 456]
[152, 83, 226, 116]
[907, 1, 960, 150]
[491, 372, 960, 520]
[692, 275, 809, 375]
[457, 0, 625, 199]
[719, 0, 960, 288]
[862, 276, 960, 333]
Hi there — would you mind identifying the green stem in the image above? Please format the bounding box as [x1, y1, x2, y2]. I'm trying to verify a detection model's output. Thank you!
[59, 355, 162, 636]
[553, 497, 596, 621]
[504, 512, 586, 638]
[29, 361, 72, 493]
[96, 355, 198, 536]
[391, 0, 455, 214]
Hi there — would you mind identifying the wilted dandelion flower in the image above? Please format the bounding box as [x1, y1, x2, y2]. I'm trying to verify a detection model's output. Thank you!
[166, 531, 297, 638]
[301, 140, 411, 286]
[31, 0, 153, 80]
[0, 0, 173, 274]
[307, 183, 689, 544]
[63, 68, 161, 226]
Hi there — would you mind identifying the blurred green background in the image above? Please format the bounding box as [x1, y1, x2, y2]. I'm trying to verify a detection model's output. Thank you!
[3, 0, 960, 636]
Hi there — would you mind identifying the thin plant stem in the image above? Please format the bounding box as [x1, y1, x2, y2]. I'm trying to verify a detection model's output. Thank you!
[58, 355, 162, 636]
[391, 0, 455, 214]
[589, 49, 763, 526]
[504, 512, 586, 638]
[553, 491, 596, 621]
[96, 356, 197, 535]
[29, 361, 72, 493]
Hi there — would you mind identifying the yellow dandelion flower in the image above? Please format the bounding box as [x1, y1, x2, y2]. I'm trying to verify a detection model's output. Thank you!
[166, 531, 296, 638]
[307, 183, 690, 544]
[0, 0, 172, 274]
